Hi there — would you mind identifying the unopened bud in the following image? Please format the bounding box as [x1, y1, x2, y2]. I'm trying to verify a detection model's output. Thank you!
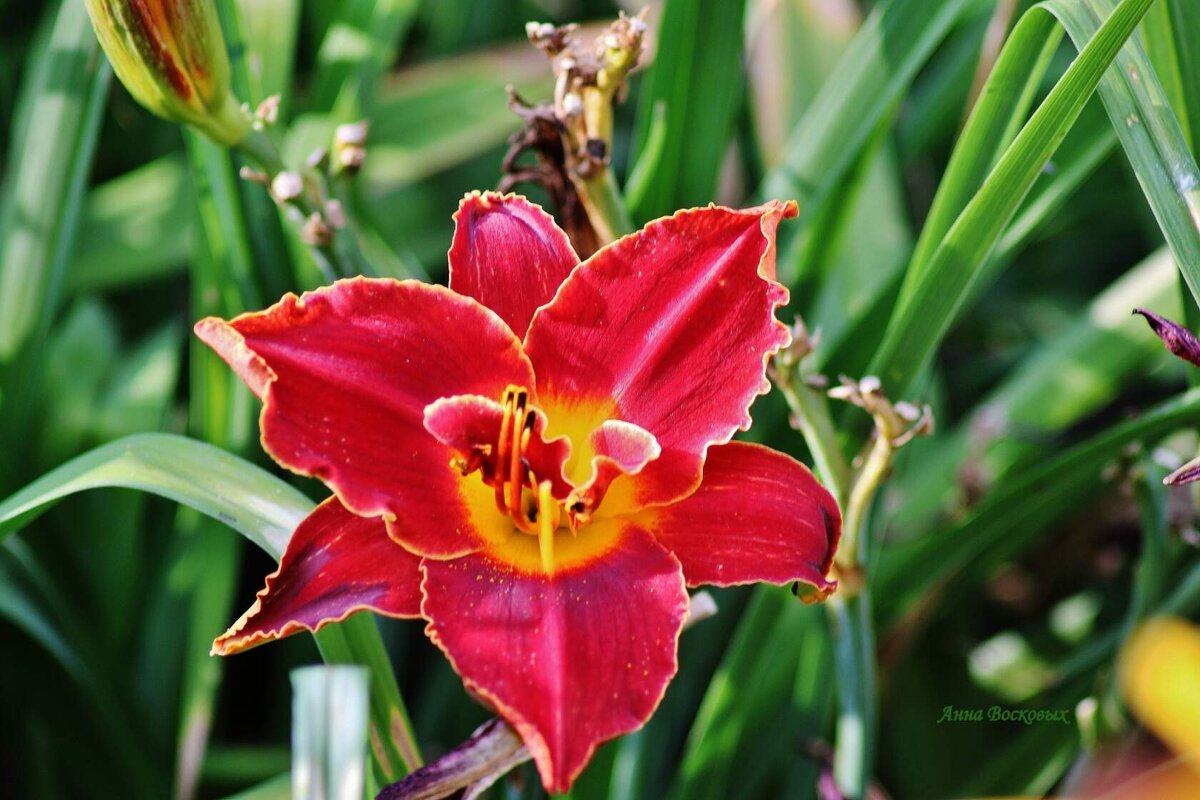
[255, 95, 281, 126]
[83, 0, 250, 145]
[333, 121, 369, 173]
[306, 146, 329, 171]
[1133, 307, 1200, 367]
[238, 166, 270, 185]
[301, 213, 333, 246]
[324, 200, 348, 230]
[270, 171, 303, 203]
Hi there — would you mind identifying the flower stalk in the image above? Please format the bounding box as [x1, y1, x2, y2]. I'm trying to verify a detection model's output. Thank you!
[236, 116, 368, 281]
[83, 0, 367, 280]
[827, 375, 933, 580]
[502, 14, 646, 254]
[772, 324, 932, 800]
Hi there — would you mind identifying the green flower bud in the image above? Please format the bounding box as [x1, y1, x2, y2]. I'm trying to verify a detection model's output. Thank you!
[82, 0, 249, 145]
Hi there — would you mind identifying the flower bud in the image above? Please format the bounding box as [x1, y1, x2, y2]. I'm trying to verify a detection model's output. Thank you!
[82, 0, 249, 145]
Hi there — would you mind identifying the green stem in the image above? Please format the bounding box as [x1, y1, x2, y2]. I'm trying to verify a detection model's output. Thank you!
[774, 366, 851, 499]
[235, 128, 354, 280]
[829, 591, 876, 800]
[776, 365, 896, 800]
[1129, 453, 1170, 626]
[577, 168, 635, 242]
[839, 430, 892, 571]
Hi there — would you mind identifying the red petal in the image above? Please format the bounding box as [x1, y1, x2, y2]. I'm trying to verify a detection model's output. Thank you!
[449, 192, 579, 338]
[213, 496, 422, 656]
[524, 202, 796, 509]
[421, 520, 688, 793]
[195, 277, 534, 557]
[423, 394, 573, 498]
[572, 420, 661, 517]
[638, 442, 840, 595]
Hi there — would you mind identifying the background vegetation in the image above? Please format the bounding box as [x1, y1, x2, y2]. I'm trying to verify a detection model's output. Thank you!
[0, 0, 1198, 797]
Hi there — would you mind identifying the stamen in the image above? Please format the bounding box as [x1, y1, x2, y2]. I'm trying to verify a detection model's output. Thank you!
[537, 479, 555, 575]
[493, 387, 516, 515]
[506, 390, 527, 518]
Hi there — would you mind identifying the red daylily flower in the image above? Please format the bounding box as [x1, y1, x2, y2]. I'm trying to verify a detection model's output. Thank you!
[197, 193, 841, 792]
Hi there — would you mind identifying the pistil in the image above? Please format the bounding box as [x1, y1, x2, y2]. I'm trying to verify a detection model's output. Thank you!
[536, 480, 556, 574]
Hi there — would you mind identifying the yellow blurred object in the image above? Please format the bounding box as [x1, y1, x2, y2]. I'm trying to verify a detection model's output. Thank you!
[1120, 616, 1200, 770]
[82, 0, 249, 144]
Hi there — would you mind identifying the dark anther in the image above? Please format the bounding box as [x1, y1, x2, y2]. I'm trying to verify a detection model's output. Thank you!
[523, 413, 536, 432]
[585, 137, 607, 161]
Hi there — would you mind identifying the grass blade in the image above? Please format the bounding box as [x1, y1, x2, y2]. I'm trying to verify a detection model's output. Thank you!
[0, 434, 307, 557]
[890, 247, 1180, 533]
[669, 590, 833, 800]
[879, 387, 1200, 620]
[626, 0, 747, 221]
[291, 666, 369, 800]
[869, 0, 1159, 396]
[898, 10, 1062, 301]
[1141, 0, 1200, 155]
[0, 432, 421, 779]
[1053, 0, 1200, 308]
[0, 0, 108, 361]
[758, 0, 972, 216]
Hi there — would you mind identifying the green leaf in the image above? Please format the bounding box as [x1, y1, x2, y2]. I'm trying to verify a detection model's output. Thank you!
[890, 246, 1180, 533]
[221, 773, 291, 800]
[238, 0, 302, 108]
[879, 387, 1200, 621]
[359, 43, 553, 189]
[311, 0, 418, 121]
[869, 0, 1161, 396]
[0, 538, 168, 796]
[1052, 0, 1200, 310]
[0, 434, 306, 557]
[0, 432, 423, 782]
[0, 433, 421, 778]
[898, 9, 1062, 301]
[758, 0, 973, 216]
[1141, 0, 1200, 156]
[67, 157, 192, 293]
[291, 666, 370, 799]
[668, 590, 833, 800]
[36, 299, 120, 467]
[0, 542, 88, 683]
[627, 0, 747, 222]
[0, 0, 109, 361]
[216, 0, 297, 298]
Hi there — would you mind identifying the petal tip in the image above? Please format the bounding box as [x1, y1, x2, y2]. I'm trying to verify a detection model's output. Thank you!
[193, 315, 275, 400]
[420, 535, 688, 794]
